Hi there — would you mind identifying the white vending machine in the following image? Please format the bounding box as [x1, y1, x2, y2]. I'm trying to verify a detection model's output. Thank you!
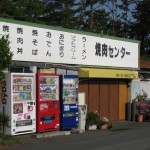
[1, 73, 36, 135]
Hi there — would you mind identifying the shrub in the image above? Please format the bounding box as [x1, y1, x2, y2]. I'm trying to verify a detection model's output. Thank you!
[86, 112, 99, 126]
[99, 117, 113, 129]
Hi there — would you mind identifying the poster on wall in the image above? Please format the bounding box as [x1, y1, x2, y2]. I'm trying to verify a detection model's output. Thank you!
[0, 19, 139, 69]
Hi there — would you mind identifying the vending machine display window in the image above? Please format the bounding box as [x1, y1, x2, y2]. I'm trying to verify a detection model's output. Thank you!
[40, 77, 58, 101]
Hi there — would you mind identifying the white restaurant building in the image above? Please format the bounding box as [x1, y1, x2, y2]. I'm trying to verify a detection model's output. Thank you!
[0, 18, 140, 121]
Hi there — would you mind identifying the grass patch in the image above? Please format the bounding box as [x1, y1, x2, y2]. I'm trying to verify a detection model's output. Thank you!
[0, 131, 22, 145]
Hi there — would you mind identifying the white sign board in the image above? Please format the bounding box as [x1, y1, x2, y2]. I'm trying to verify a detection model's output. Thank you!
[0, 21, 139, 69]
[78, 92, 85, 106]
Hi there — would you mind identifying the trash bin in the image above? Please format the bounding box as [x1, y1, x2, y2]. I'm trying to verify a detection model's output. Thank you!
[126, 102, 132, 121]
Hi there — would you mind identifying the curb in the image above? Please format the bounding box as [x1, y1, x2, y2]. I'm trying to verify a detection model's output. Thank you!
[33, 131, 71, 138]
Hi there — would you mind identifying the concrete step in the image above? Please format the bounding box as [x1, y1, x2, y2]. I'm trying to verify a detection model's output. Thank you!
[33, 131, 70, 138]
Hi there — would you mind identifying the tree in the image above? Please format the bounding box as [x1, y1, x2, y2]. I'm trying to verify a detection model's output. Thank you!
[102, 0, 120, 36]
[72, 0, 87, 30]
[11, 0, 45, 23]
[40, 0, 77, 28]
[117, 0, 141, 38]
[132, 0, 150, 57]
[0, 0, 14, 18]
[56, 0, 76, 28]
[75, 0, 109, 33]
[0, 0, 45, 23]
[0, 35, 13, 79]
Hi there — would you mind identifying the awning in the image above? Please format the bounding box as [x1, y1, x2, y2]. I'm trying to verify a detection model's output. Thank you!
[79, 68, 138, 79]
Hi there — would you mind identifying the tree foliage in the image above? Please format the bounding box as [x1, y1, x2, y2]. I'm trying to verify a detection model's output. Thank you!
[0, 35, 13, 79]
[132, 0, 150, 57]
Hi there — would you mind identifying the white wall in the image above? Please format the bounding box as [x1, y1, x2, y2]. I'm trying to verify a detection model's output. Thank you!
[131, 79, 140, 101]
[131, 79, 150, 101]
[140, 80, 150, 99]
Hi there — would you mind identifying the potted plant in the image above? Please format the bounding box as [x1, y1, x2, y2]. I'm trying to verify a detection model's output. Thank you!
[86, 112, 99, 130]
[99, 117, 112, 130]
[136, 103, 150, 123]
[135, 90, 149, 123]
[135, 90, 148, 101]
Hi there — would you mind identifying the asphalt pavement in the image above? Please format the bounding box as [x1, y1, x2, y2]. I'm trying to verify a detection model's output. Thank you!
[1, 121, 150, 150]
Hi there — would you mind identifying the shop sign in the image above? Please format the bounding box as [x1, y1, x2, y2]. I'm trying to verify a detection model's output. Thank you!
[38, 68, 55, 74]
[79, 68, 139, 79]
[0, 21, 139, 69]
[116, 73, 137, 78]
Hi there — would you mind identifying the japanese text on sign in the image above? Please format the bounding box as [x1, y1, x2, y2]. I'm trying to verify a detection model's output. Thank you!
[95, 42, 131, 58]
[0, 21, 139, 69]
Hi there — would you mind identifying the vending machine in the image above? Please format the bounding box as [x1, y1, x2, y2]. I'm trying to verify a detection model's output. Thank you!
[36, 74, 60, 133]
[60, 75, 78, 130]
[1, 73, 36, 135]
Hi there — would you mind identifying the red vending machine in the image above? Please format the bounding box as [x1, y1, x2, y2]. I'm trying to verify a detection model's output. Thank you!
[36, 74, 60, 132]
